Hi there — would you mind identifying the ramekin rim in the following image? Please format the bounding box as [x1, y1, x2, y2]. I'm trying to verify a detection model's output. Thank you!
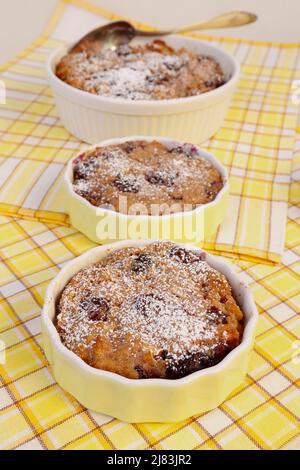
[64, 135, 229, 220]
[46, 34, 240, 109]
[42, 239, 258, 388]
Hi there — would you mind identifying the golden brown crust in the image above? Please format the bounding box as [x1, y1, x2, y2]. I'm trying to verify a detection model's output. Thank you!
[56, 40, 226, 101]
[56, 242, 244, 379]
[72, 140, 223, 215]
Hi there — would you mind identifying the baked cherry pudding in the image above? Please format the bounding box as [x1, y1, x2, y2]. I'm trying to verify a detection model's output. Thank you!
[55, 242, 244, 379]
[56, 39, 225, 100]
[71, 140, 224, 215]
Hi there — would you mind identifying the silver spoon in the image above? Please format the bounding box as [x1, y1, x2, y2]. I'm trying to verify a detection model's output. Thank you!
[70, 11, 257, 53]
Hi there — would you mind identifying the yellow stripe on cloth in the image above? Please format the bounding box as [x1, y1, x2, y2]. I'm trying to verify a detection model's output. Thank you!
[0, 0, 299, 264]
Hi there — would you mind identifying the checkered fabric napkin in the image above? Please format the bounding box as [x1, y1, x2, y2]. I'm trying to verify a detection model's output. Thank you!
[0, 0, 299, 451]
[0, 134, 299, 448]
[0, 0, 300, 262]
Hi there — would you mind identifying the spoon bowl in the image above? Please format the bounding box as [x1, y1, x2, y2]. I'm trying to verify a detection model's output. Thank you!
[71, 21, 136, 53]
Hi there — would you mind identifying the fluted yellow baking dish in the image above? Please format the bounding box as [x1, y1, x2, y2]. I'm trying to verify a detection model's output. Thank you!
[41, 240, 258, 423]
[63, 136, 229, 245]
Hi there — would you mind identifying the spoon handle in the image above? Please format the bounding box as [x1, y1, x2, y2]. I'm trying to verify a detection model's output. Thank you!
[136, 11, 257, 37]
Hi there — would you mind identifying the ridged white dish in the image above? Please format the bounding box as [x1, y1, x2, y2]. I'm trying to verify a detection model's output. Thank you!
[42, 240, 258, 423]
[46, 35, 240, 144]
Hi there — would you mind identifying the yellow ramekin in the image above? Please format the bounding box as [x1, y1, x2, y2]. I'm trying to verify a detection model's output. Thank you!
[46, 35, 240, 144]
[41, 240, 258, 423]
[64, 136, 229, 246]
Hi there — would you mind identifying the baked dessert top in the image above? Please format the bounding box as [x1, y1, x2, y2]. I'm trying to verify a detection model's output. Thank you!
[71, 140, 224, 215]
[56, 242, 244, 379]
[56, 39, 226, 101]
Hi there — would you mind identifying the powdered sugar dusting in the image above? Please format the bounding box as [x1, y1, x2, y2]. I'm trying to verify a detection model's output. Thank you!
[56, 242, 243, 378]
[117, 290, 216, 360]
[56, 41, 226, 101]
[71, 140, 223, 214]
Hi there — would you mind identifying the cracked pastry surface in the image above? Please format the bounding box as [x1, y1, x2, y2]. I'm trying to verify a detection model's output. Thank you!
[56, 39, 226, 100]
[71, 140, 224, 215]
[56, 242, 244, 379]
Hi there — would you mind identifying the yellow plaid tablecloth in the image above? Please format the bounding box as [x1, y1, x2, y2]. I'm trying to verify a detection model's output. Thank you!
[0, 161, 299, 449]
[0, 0, 300, 450]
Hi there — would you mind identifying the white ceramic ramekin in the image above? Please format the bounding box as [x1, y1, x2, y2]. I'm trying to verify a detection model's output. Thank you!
[42, 240, 258, 423]
[46, 35, 240, 144]
[63, 136, 229, 244]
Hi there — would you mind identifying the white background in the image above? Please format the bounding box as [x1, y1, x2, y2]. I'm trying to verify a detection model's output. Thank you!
[0, 0, 299, 65]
